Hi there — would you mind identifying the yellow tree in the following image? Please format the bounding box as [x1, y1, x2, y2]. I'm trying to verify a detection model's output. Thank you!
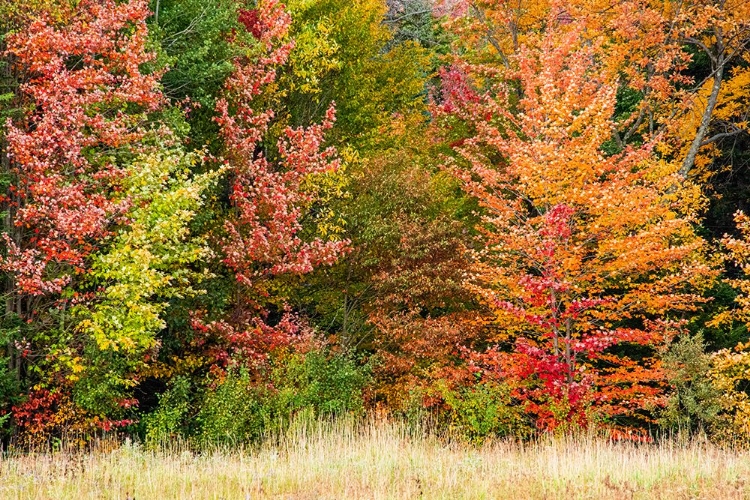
[708, 213, 750, 440]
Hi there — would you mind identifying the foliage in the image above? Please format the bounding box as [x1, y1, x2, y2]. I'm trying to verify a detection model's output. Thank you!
[279, 0, 432, 145]
[706, 212, 750, 441]
[191, 0, 349, 380]
[268, 349, 369, 419]
[0, 0, 749, 446]
[2, 0, 163, 296]
[148, 0, 248, 152]
[72, 147, 217, 417]
[142, 376, 191, 445]
[196, 348, 368, 446]
[409, 380, 531, 443]
[434, 19, 718, 431]
[716, 212, 750, 328]
[195, 368, 267, 445]
[709, 342, 750, 441]
[659, 332, 722, 434]
[1, 0, 168, 440]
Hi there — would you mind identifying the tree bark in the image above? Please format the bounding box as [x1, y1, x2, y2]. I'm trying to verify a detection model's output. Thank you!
[679, 40, 725, 179]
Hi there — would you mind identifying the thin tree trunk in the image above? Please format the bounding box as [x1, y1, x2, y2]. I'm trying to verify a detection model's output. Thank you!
[679, 57, 724, 178]
[550, 289, 559, 356]
[1, 35, 20, 381]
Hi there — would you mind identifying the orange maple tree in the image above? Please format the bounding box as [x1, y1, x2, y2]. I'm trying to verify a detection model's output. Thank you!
[438, 0, 750, 182]
[434, 19, 718, 430]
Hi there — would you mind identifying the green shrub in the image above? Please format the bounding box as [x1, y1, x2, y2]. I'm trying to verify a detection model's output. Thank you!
[194, 349, 369, 446]
[142, 376, 192, 446]
[659, 332, 722, 435]
[406, 381, 531, 443]
[269, 350, 369, 418]
[195, 370, 267, 447]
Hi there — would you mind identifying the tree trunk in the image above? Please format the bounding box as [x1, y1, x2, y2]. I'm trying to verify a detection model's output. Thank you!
[679, 56, 724, 178]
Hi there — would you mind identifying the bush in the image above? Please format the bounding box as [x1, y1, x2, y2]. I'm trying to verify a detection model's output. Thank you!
[142, 376, 192, 446]
[195, 370, 267, 446]
[659, 333, 722, 435]
[269, 350, 369, 417]
[194, 349, 369, 446]
[406, 380, 531, 443]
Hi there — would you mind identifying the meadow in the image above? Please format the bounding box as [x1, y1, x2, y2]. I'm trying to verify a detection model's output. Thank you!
[1, 420, 749, 500]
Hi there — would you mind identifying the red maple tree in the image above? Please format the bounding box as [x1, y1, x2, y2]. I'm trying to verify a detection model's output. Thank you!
[193, 0, 348, 372]
[2, 0, 164, 436]
[3, 0, 162, 297]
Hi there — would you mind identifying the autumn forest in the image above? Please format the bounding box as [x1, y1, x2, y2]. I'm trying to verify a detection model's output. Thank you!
[1, 0, 750, 448]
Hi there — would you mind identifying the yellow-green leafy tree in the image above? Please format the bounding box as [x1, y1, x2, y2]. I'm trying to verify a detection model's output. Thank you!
[70, 147, 218, 425]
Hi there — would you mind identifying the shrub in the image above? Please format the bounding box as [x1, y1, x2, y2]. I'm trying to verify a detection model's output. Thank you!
[142, 377, 192, 446]
[659, 333, 722, 435]
[195, 370, 267, 446]
[269, 350, 369, 418]
[194, 348, 369, 446]
[407, 381, 531, 443]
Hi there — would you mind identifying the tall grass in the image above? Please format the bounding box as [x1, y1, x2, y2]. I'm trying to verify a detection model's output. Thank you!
[1, 418, 748, 499]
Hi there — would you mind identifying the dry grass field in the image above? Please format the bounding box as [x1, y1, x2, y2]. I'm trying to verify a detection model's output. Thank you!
[1, 420, 749, 499]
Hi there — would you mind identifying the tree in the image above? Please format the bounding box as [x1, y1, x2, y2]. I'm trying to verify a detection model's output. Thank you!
[147, 0, 250, 153]
[437, 0, 750, 181]
[3, 0, 163, 297]
[272, 1, 467, 409]
[1, 0, 164, 435]
[192, 0, 348, 374]
[362, 153, 479, 409]
[434, 20, 718, 430]
[671, 0, 750, 178]
[71, 146, 217, 419]
[279, 0, 432, 146]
